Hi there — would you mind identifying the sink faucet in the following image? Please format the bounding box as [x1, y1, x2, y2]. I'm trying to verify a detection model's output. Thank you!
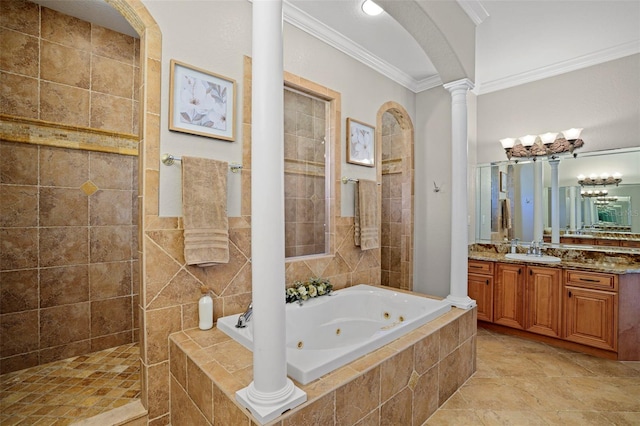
[528, 240, 543, 256]
[235, 302, 253, 328]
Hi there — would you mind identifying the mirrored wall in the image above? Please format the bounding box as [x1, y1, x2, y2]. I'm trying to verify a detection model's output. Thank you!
[476, 148, 640, 243]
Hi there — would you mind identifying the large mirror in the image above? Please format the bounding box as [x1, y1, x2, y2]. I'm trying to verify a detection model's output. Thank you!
[476, 148, 640, 244]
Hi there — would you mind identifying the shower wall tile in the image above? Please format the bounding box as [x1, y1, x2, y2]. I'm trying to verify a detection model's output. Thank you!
[0, 185, 38, 227]
[40, 146, 89, 187]
[0, 0, 40, 36]
[40, 302, 91, 348]
[91, 152, 133, 190]
[39, 81, 91, 127]
[92, 55, 134, 98]
[39, 339, 90, 365]
[92, 25, 136, 64]
[40, 40, 91, 89]
[0, 310, 39, 357]
[90, 226, 132, 262]
[90, 92, 134, 134]
[1, 142, 38, 184]
[90, 261, 132, 299]
[40, 6, 91, 50]
[90, 189, 133, 225]
[40, 226, 89, 267]
[91, 296, 132, 337]
[40, 187, 88, 226]
[40, 265, 89, 308]
[0, 227, 38, 270]
[0, 72, 39, 118]
[0, 27, 39, 77]
[0, 270, 38, 314]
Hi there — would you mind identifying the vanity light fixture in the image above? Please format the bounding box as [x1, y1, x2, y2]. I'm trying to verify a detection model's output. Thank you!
[580, 188, 608, 198]
[362, 0, 383, 16]
[577, 172, 622, 187]
[499, 128, 584, 162]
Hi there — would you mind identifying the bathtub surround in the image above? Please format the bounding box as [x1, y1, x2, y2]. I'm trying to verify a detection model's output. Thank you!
[170, 304, 476, 425]
[181, 156, 230, 267]
[239, 0, 306, 422]
[443, 79, 476, 310]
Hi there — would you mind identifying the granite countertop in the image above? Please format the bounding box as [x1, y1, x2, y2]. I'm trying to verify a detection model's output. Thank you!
[469, 244, 640, 274]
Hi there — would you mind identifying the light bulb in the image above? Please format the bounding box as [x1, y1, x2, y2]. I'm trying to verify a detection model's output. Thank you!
[613, 172, 622, 179]
[589, 174, 598, 180]
[361, 0, 383, 16]
[562, 128, 583, 141]
[500, 138, 516, 149]
[520, 135, 537, 147]
[539, 132, 558, 145]
[601, 173, 609, 179]
[577, 174, 586, 181]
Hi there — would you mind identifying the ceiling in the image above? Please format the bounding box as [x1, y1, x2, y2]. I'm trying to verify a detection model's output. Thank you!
[32, 0, 640, 94]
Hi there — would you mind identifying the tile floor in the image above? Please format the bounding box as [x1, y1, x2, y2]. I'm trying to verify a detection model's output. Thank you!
[0, 343, 140, 426]
[427, 327, 640, 425]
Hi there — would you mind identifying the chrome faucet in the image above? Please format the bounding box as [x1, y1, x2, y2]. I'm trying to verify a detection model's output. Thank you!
[527, 240, 543, 256]
[235, 302, 253, 328]
[510, 238, 519, 253]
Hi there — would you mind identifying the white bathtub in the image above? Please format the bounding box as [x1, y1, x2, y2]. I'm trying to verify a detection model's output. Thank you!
[217, 284, 451, 384]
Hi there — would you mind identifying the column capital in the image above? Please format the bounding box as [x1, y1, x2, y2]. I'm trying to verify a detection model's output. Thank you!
[443, 78, 475, 93]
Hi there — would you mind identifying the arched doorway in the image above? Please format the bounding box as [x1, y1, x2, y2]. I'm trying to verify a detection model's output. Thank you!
[377, 102, 414, 291]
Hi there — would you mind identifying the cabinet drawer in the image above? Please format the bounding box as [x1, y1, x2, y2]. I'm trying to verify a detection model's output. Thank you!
[565, 270, 617, 291]
[468, 260, 494, 275]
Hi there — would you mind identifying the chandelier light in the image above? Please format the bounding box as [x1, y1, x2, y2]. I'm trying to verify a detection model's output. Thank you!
[500, 128, 584, 162]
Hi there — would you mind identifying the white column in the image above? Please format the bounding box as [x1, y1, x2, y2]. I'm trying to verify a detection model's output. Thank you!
[533, 160, 543, 242]
[443, 79, 475, 310]
[236, 0, 306, 423]
[569, 186, 577, 232]
[549, 159, 560, 244]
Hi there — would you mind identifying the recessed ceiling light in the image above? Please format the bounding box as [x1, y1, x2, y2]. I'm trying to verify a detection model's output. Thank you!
[362, 0, 383, 16]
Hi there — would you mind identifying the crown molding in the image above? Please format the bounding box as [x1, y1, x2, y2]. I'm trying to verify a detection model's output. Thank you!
[283, 1, 434, 93]
[456, 0, 489, 26]
[476, 40, 640, 95]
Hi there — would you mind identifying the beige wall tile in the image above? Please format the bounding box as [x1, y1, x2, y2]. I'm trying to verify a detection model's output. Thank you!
[40, 81, 90, 127]
[0, 351, 39, 375]
[92, 55, 134, 98]
[412, 365, 439, 424]
[0, 27, 39, 77]
[90, 189, 133, 226]
[91, 92, 134, 134]
[40, 187, 88, 226]
[0, 270, 38, 314]
[40, 226, 88, 267]
[147, 361, 170, 420]
[169, 376, 210, 426]
[381, 386, 412, 425]
[187, 357, 213, 422]
[90, 151, 134, 190]
[90, 226, 132, 262]
[0, 72, 38, 118]
[40, 40, 90, 88]
[0, 228, 38, 270]
[282, 392, 334, 425]
[41, 6, 91, 51]
[92, 25, 135, 63]
[0, 310, 39, 357]
[40, 302, 91, 348]
[1, 185, 37, 227]
[0, 0, 40, 36]
[90, 261, 133, 300]
[91, 330, 133, 352]
[91, 296, 133, 336]
[380, 346, 413, 402]
[40, 265, 89, 308]
[336, 366, 381, 425]
[1, 141, 38, 185]
[39, 145, 89, 187]
[213, 385, 250, 425]
[145, 307, 181, 364]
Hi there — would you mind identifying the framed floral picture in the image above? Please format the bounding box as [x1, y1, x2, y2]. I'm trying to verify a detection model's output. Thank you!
[169, 59, 236, 141]
[346, 117, 375, 167]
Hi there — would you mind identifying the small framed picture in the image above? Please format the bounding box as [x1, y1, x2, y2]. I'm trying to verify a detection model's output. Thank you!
[169, 59, 236, 141]
[346, 118, 375, 167]
[500, 171, 507, 193]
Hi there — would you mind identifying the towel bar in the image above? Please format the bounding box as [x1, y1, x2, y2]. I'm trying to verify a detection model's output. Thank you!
[161, 153, 242, 173]
[341, 176, 380, 185]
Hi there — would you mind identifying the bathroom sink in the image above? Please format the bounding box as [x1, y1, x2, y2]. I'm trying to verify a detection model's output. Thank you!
[505, 253, 562, 263]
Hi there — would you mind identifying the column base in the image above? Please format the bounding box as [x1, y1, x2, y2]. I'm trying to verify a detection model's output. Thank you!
[445, 295, 476, 310]
[236, 379, 307, 424]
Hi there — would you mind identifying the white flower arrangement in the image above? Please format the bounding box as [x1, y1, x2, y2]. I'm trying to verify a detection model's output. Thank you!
[285, 277, 332, 303]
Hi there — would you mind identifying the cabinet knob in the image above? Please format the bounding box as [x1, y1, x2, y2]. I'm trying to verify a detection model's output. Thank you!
[568, 290, 572, 298]
[486, 279, 489, 285]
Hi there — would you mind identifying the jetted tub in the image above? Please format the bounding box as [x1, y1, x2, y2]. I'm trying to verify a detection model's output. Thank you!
[217, 284, 451, 384]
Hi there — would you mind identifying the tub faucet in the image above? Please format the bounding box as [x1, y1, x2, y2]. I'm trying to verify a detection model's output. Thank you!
[235, 302, 252, 328]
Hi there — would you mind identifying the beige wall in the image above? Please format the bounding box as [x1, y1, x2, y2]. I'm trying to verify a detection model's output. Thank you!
[476, 54, 640, 164]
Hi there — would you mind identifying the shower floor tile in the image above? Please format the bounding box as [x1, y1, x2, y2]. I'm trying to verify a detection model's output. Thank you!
[0, 343, 140, 426]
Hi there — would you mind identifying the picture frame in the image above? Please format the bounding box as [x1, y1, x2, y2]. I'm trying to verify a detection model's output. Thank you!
[500, 171, 507, 193]
[346, 117, 375, 167]
[169, 59, 236, 141]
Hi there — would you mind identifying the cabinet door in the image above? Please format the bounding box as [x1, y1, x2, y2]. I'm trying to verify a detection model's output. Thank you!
[468, 273, 493, 322]
[526, 266, 562, 338]
[494, 263, 525, 329]
[564, 286, 618, 351]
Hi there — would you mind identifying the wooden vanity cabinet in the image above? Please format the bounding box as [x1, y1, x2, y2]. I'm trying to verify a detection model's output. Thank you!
[494, 263, 525, 329]
[468, 260, 494, 322]
[564, 270, 618, 352]
[526, 266, 563, 338]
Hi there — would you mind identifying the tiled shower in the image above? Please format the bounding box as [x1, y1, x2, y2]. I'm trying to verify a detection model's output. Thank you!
[0, 0, 140, 375]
